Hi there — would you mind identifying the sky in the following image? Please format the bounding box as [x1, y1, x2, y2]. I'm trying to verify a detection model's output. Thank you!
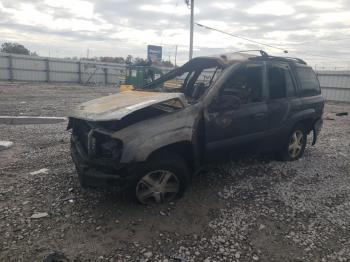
[0, 0, 350, 68]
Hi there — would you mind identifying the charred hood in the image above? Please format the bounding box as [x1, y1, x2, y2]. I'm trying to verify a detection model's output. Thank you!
[69, 90, 187, 122]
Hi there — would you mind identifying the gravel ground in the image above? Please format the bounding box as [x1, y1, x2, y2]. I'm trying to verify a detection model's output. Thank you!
[0, 83, 350, 262]
[0, 82, 117, 117]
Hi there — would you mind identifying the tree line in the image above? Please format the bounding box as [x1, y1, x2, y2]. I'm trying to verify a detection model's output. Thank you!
[0, 42, 174, 67]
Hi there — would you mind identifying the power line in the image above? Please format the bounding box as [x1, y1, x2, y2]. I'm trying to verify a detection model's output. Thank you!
[195, 22, 288, 53]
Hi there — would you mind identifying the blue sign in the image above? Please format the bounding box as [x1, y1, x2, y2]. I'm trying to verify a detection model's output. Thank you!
[147, 45, 162, 62]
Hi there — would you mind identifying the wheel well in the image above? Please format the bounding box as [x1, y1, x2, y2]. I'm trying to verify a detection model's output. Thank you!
[296, 118, 317, 134]
[147, 141, 195, 170]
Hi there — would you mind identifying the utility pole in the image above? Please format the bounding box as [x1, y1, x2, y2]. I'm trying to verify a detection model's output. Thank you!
[174, 45, 178, 67]
[189, 0, 194, 60]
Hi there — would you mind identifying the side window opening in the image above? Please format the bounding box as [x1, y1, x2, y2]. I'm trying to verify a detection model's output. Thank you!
[222, 65, 263, 104]
[268, 65, 296, 99]
[296, 67, 320, 96]
[268, 66, 286, 99]
[188, 68, 223, 100]
[285, 69, 296, 97]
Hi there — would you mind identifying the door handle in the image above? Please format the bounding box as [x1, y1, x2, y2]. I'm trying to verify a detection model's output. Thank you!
[253, 113, 266, 120]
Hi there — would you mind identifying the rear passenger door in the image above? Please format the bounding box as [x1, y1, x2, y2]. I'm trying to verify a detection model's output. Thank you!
[266, 62, 302, 145]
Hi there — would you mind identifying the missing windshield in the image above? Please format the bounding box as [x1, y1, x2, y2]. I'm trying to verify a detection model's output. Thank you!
[141, 57, 225, 101]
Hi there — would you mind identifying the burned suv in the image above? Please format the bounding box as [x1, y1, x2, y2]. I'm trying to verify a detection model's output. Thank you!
[68, 52, 324, 204]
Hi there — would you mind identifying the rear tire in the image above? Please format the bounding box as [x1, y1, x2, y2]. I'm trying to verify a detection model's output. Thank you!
[131, 151, 190, 204]
[280, 124, 307, 161]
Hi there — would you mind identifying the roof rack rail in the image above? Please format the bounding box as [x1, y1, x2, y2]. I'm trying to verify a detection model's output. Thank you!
[280, 57, 307, 64]
[232, 50, 269, 57]
[249, 55, 307, 65]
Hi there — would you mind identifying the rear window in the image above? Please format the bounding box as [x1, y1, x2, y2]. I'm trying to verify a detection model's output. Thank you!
[296, 67, 320, 96]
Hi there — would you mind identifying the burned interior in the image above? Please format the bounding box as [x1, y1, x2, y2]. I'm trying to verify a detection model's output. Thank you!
[141, 57, 226, 102]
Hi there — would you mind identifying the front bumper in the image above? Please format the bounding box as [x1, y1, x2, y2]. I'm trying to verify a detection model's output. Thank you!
[70, 134, 138, 190]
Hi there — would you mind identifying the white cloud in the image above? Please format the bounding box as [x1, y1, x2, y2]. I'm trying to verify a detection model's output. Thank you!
[313, 12, 350, 25]
[296, 1, 342, 9]
[211, 2, 235, 9]
[247, 1, 295, 16]
[0, 3, 52, 26]
[139, 4, 196, 16]
[1, 0, 350, 66]
[264, 29, 314, 42]
[0, 2, 112, 32]
[55, 18, 113, 31]
[44, 0, 94, 19]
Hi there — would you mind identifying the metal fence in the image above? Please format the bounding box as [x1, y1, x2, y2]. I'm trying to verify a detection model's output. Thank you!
[0, 52, 349, 102]
[316, 71, 350, 102]
[0, 52, 126, 85]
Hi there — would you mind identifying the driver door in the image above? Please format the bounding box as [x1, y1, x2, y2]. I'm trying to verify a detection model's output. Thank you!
[205, 62, 268, 151]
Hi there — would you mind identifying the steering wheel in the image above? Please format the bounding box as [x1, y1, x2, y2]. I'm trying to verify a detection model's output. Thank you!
[191, 82, 207, 99]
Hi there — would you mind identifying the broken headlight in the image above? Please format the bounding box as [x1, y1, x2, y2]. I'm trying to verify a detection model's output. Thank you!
[93, 132, 123, 161]
[99, 139, 123, 160]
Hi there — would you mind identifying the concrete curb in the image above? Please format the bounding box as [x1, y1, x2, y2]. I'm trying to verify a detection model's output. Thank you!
[0, 116, 67, 125]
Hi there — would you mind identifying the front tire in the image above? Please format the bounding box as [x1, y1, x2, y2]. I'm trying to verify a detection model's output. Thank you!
[132, 151, 190, 204]
[280, 124, 307, 161]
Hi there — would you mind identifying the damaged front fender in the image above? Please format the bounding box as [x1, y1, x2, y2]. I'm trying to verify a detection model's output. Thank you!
[111, 103, 202, 163]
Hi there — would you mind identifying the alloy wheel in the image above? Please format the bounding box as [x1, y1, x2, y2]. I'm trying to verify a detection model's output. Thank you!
[288, 130, 304, 158]
[136, 170, 180, 204]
